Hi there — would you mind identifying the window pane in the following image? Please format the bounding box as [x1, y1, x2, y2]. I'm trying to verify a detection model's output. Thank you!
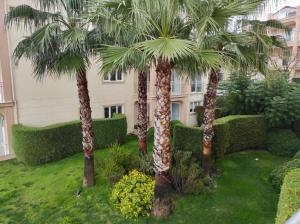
[117, 106, 122, 113]
[191, 83, 195, 92]
[111, 106, 117, 116]
[117, 71, 122, 80]
[104, 107, 110, 118]
[110, 71, 116, 81]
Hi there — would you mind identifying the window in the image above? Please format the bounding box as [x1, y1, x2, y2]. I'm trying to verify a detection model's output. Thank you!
[171, 70, 181, 95]
[191, 74, 202, 93]
[190, 101, 202, 113]
[104, 70, 123, 81]
[104, 105, 123, 118]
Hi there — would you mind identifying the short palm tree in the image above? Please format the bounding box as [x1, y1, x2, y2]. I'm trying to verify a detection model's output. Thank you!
[5, 0, 106, 187]
[95, 0, 222, 217]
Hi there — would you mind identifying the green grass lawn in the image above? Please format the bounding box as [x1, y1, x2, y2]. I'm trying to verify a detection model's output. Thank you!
[0, 136, 285, 224]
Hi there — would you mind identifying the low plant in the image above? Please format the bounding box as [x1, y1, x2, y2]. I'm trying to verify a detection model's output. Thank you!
[100, 144, 139, 184]
[170, 150, 205, 195]
[294, 151, 300, 159]
[267, 129, 300, 157]
[111, 170, 155, 219]
[269, 159, 300, 192]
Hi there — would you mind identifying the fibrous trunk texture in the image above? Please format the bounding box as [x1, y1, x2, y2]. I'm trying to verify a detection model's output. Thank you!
[202, 69, 220, 176]
[137, 72, 148, 155]
[76, 69, 95, 187]
[152, 57, 172, 218]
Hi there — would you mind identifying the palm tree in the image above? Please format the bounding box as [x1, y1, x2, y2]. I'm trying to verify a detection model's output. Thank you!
[96, 0, 222, 217]
[186, 0, 286, 176]
[5, 0, 106, 187]
[93, 0, 151, 155]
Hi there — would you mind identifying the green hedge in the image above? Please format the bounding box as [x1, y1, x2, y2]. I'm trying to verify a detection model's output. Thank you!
[270, 159, 300, 192]
[276, 168, 300, 224]
[173, 115, 266, 160]
[267, 129, 300, 157]
[13, 114, 127, 165]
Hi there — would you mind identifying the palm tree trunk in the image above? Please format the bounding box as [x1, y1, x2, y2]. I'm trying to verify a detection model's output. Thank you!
[202, 69, 220, 176]
[137, 72, 148, 155]
[76, 69, 95, 187]
[152, 57, 172, 218]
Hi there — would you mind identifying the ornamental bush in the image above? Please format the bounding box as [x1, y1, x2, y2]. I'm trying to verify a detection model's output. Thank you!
[269, 159, 300, 192]
[111, 170, 155, 219]
[275, 169, 300, 224]
[170, 150, 205, 195]
[267, 129, 300, 157]
[13, 114, 127, 165]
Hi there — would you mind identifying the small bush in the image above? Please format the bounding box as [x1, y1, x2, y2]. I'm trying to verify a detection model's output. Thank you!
[136, 154, 154, 176]
[13, 114, 127, 165]
[270, 159, 300, 192]
[100, 144, 139, 184]
[111, 170, 155, 219]
[276, 169, 300, 224]
[170, 151, 205, 195]
[267, 129, 300, 157]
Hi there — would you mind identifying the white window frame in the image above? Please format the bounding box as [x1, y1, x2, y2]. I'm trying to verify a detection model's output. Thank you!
[171, 70, 181, 95]
[104, 105, 124, 118]
[191, 73, 202, 93]
[189, 101, 202, 114]
[103, 70, 123, 82]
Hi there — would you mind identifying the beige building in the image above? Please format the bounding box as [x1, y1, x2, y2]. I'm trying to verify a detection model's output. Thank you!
[0, 0, 209, 159]
[268, 5, 300, 79]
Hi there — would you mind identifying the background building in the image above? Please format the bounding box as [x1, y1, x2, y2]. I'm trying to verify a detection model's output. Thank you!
[268, 5, 300, 79]
[0, 0, 209, 159]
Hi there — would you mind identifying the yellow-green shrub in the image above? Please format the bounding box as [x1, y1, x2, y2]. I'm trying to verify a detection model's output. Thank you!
[276, 169, 300, 224]
[110, 170, 155, 219]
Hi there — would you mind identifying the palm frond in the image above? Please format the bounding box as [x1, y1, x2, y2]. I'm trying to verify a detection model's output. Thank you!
[5, 4, 62, 29]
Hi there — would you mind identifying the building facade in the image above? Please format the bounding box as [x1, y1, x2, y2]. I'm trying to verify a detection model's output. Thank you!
[0, 0, 209, 159]
[268, 6, 300, 79]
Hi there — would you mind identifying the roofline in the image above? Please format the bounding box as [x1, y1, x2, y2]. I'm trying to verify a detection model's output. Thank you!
[273, 6, 296, 15]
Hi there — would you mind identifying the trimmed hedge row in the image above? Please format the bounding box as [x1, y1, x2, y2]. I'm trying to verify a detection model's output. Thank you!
[13, 114, 127, 165]
[276, 168, 300, 224]
[173, 115, 266, 159]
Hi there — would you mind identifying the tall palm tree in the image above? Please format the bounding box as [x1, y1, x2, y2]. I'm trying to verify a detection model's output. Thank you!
[186, 0, 286, 176]
[93, 0, 151, 155]
[5, 0, 106, 187]
[96, 0, 222, 217]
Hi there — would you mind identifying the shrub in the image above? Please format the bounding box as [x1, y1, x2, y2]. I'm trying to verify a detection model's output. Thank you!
[267, 129, 300, 157]
[147, 127, 154, 142]
[100, 144, 139, 184]
[173, 115, 266, 160]
[111, 170, 155, 219]
[270, 159, 300, 192]
[13, 114, 127, 165]
[275, 169, 300, 224]
[293, 119, 300, 132]
[294, 151, 300, 159]
[170, 151, 205, 195]
[136, 153, 154, 176]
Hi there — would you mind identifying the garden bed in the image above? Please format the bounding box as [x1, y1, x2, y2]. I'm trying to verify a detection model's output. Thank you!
[0, 136, 285, 224]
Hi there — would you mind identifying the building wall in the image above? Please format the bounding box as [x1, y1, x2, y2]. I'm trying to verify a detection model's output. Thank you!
[268, 6, 300, 78]
[1, 0, 209, 158]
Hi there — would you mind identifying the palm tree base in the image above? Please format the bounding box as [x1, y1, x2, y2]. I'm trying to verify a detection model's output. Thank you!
[151, 173, 173, 218]
[83, 155, 95, 187]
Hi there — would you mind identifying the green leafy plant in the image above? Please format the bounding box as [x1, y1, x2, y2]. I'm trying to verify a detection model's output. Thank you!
[111, 170, 155, 219]
[269, 159, 300, 192]
[267, 129, 300, 157]
[170, 151, 205, 195]
[100, 144, 139, 184]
